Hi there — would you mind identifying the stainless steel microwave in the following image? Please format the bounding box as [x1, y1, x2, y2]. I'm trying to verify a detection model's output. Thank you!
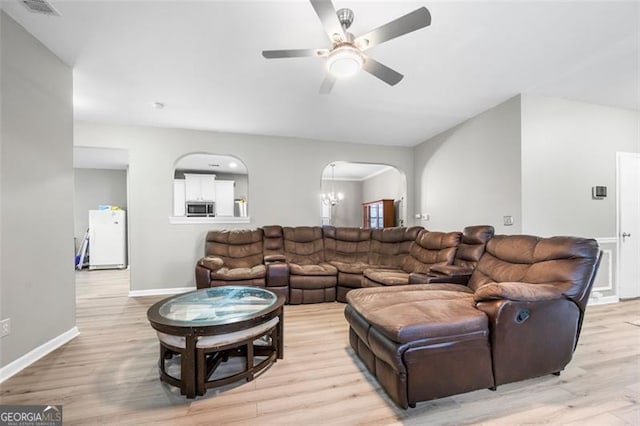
[186, 202, 215, 217]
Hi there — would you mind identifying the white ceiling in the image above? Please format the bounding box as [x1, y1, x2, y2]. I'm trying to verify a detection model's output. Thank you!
[2, 1, 638, 147]
[175, 153, 248, 174]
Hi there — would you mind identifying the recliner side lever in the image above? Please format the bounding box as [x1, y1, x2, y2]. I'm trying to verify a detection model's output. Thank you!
[515, 309, 530, 324]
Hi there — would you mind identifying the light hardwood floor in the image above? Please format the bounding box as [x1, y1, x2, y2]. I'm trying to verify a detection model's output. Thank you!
[1, 269, 639, 425]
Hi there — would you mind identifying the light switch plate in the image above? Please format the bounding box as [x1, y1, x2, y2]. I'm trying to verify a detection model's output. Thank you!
[0, 318, 10, 337]
[503, 216, 514, 226]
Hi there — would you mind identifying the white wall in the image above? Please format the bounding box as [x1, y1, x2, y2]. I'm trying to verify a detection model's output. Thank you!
[362, 167, 406, 227]
[521, 95, 640, 237]
[1, 12, 75, 367]
[414, 96, 522, 233]
[362, 168, 405, 204]
[74, 122, 414, 291]
[74, 168, 127, 250]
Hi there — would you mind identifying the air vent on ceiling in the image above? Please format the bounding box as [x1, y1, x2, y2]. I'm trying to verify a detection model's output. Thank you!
[21, 0, 60, 16]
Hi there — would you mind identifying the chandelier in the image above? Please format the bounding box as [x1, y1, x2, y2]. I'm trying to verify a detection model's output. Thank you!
[322, 163, 344, 206]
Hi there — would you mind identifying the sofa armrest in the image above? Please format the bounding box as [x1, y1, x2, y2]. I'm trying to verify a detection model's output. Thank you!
[198, 256, 224, 271]
[475, 297, 581, 385]
[429, 264, 473, 277]
[266, 262, 289, 289]
[264, 254, 286, 264]
[408, 272, 470, 285]
[473, 282, 566, 303]
[195, 265, 211, 289]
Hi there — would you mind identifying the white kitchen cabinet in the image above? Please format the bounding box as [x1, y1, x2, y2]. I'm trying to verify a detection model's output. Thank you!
[185, 173, 216, 201]
[215, 180, 235, 216]
[173, 180, 186, 216]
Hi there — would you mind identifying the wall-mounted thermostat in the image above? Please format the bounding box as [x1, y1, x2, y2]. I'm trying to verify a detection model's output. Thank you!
[592, 186, 607, 199]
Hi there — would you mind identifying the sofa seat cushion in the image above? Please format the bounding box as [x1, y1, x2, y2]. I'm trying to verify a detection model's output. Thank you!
[289, 262, 337, 276]
[363, 269, 410, 286]
[419, 283, 474, 293]
[211, 264, 266, 281]
[346, 288, 487, 344]
[330, 261, 374, 274]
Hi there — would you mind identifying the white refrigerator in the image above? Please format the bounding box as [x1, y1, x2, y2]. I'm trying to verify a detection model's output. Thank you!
[89, 210, 127, 270]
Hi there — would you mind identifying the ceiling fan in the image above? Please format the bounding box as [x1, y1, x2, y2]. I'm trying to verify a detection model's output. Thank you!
[262, 0, 431, 94]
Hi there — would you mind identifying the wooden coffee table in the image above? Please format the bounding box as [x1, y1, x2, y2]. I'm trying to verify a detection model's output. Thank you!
[147, 286, 284, 398]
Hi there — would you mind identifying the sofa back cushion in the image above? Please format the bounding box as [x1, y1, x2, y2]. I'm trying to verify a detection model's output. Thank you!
[468, 235, 600, 306]
[323, 226, 371, 264]
[205, 229, 264, 269]
[402, 230, 461, 273]
[283, 226, 325, 265]
[262, 225, 284, 258]
[369, 226, 423, 268]
[454, 225, 495, 270]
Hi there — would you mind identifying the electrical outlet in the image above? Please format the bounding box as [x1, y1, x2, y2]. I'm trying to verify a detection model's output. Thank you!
[0, 318, 10, 337]
[415, 213, 421, 219]
[422, 214, 430, 221]
[504, 215, 514, 226]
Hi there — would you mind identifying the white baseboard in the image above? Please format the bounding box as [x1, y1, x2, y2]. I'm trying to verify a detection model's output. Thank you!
[588, 295, 619, 306]
[128, 287, 195, 297]
[0, 326, 79, 383]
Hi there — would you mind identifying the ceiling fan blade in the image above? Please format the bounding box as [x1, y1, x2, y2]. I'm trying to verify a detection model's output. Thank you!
[362, 57, 404, 86]
[262, 48, 328, 59]
[355, 7, 431, 51]
[319, 74, 336, 94]
[309, 0, 346, 43]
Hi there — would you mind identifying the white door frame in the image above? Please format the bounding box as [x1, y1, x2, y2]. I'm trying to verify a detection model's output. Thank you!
[616, 151, 640, 299]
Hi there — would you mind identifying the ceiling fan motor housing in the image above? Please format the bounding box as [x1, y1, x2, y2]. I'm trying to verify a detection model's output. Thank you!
[336, 8, 354, 30]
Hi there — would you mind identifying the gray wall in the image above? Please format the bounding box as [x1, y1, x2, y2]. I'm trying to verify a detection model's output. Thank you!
[362, 168, 406, 226]
[74, 168, 127, 250]
[362, 168, 405, 204]
[321, 179, 363, 227]
[521, 95, 640, 237]
[74, 122, 414, 291]
[414, 96, 522, 233]
[1, 12, 75, 367]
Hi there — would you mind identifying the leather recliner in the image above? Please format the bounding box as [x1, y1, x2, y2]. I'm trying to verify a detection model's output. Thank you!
[282, 226, 337, 304]
[362, 229, 462, 287]
[323, 226, 425, 301]
[344, 235, 601, 409]
[323, 226, 373, 302]
[195, 229, 266, 289]
[409, 225, 495, 286]
[368, 227, 423, 270]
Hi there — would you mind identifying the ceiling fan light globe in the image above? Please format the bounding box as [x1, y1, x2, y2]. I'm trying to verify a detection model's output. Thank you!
[327, 46, 363, 78]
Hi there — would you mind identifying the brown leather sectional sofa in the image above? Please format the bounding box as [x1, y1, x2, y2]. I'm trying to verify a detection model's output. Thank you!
[195, 224, 481, 303]
[195, 225, 601, 409]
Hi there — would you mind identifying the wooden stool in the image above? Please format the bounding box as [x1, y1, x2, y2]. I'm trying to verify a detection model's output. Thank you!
[196, 317, 280, 395]
[156, 332, 191, 395]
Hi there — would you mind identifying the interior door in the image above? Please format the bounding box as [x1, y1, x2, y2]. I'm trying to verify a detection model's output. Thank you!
[617, 152, 640, 299]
